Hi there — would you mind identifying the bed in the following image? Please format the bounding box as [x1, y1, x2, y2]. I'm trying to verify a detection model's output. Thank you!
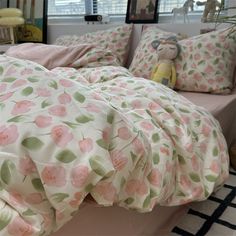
[0, 24, 235, 236]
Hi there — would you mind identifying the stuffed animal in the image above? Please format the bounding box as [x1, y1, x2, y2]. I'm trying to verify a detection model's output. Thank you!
[150, 37, 180, 89]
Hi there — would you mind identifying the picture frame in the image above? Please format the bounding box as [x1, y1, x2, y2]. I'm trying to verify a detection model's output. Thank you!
[126, 0, 159, 24]
[7, 0, 47, 43]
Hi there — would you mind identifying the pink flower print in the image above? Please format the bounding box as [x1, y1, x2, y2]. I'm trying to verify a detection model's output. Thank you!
[166, 161, 173, 172]
[210, 160, 220, 174]
[175, 63, 182, 71]
[58, 93, 72, 104]
[10, 79, 27, 89]
[199, 142, 207, 153]
[0, 92, 14, 102]
[59, 79, 74, 87]
[51, 125, 73, 148]
[9, 191, 24, 207]
[214, 49, 221, 56]
[94, 182, 117, 202]
[71, 165, 89, 188]
[204, 65, 214, 74]
[25, 193, 43, 204]
[0, 125, 19, 146]
[160, 147, 170, 156]
[180, 175, 192, 189]
[208, 79, 215, 85]
[192, 186, 203, 198]
[206, 43, 215, 51]
[35, 115, 52, 128]
[216, 77, 224, 83]
[110, 150, 128, 171]
[194, 53, 201, 60]
[36, 88, 51, 97]
[85, 103, 101, 113]
[125, 179, 148, 196]
[148, 102, 160, 110]
[0, 83, 7, 93]
[20, 68, 33, 75]
[5, 66, 17, 76]
[131, 99, 142, 109]
[201, 124, 211, 137]
[148, 168, 162, 187]
[140, 121, 154, 131]
[7, 216, 34, 236]
[185, 143, 193, 153]
[19, 155, 36, 176]
[191, 155, 199, 171]
[132, 138, 145, 156]
[182, 115, 190, 124]
[56, 211, 65, 222]
[11, 100, 35, 115]
[193, 73, 202, 81]
[41, 165, 66, 187]
[136, 181, 148, 196]
[191, 63, 197, 69]
[78, 138, 93, 153]
[117, 127, 131, 140]
[102, 127, 111, 144]
[49, 105, 67, 117]
[69, 192, 83, 208]
[223, 42, 230, 49]
[175, 126, 183, 137]
[199, 84, 208, 91]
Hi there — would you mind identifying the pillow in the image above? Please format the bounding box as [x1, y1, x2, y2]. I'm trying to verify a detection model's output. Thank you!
[129, 26, 236, 94]
[55, 24, 133, 66]
[5, 43, 119, 70]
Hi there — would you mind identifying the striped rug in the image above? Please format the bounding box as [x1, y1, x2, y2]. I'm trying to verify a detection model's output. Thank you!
[171, 169, 236, 236]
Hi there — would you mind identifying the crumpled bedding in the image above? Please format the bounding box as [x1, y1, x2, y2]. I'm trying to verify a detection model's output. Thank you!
[0, 55, 229, 236]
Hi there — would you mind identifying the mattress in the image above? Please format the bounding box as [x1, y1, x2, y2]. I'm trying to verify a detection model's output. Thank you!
[179, 88, 236, 147]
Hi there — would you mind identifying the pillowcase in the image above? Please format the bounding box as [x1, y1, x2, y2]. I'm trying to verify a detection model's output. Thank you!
[129, 26, 236, 94]
[5, 43, 119, 70]
[55, 24, 133, 66]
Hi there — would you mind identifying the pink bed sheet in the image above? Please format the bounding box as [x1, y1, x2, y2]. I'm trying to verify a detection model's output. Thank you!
[179, 88, 236, 147]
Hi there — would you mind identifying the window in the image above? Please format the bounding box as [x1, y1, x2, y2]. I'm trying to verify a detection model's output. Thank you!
[48, 0, 128, 16]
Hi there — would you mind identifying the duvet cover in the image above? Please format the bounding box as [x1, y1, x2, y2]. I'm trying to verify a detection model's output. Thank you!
[0, 55, 229, 236]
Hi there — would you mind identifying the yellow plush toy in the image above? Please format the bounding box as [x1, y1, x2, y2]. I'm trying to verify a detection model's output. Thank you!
[150, 37, 180, 89]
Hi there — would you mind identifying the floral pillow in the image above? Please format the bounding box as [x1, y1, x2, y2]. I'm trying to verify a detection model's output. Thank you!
[55, 24, 133, 66]
[129, 26, 236, 94]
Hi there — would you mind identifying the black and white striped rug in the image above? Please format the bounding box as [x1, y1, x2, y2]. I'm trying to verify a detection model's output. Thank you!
[171, 169, 236, 236]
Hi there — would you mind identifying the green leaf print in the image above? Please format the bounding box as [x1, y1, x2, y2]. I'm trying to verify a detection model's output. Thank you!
[63, 121, 78, 129]
[0, 160, 16, 185]
[143, 195, 151, 208]
[56, 150, 77, 163]
[48, 81, 58, 90]
[41, 100, 52, 108]
[153, 153, 160, 165]
[21, 87, 33, 96]
[0, 103, 5, 111]
[51, 193, 69, 203]
[73, 92, 85, 103]
[213, 146, 219, 156]
[96, 139, 109, 150]
[124, 198, 134, 205]
[179, 108, 190, 113]
[22, 209, 37, 216]
[22, 137, 44, 151]
[152, 133, 160, 143]
[76, 115, 94, 124]
[32, 178, 44, 191]
[107, 113, 114, 124]
[178, 155, 186, 165]
[2, 77, 16, 83]
[194, 120, 201, 127]
[89, 156, 107, 176]
[205, 175, 218, 182]
[35, 66, 44, 71]
[0, 66, 3, 75]
[0, 209, 12, 231]
[130, 152, 137, 162]
[189, 173, 201, 182]
[27, 77, 39, 83]
[7, 115, 25, 123]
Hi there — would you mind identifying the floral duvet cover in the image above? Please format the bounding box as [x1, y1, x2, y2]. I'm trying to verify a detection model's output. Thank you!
[0, 55, 229, 236]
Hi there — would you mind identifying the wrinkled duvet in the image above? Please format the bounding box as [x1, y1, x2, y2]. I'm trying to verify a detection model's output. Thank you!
[0, 55, 229, 235]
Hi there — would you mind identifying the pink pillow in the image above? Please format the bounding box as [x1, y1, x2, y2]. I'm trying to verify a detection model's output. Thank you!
[129, 26, 236, 94]
[55, 24, 133, 66]
[5, 43, 119, 70]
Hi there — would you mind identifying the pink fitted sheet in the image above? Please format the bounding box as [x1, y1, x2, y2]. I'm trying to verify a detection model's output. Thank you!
[179, 88, 236, 147]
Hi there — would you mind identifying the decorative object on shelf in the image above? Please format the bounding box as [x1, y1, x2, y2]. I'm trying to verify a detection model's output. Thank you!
[0, 8, 24, 44]
[84, 14, 110, 24]
[150, 36, 180, 89]
[7, 0, 47, 43]
[172, 0, 195, 23]
[196, 0, 221, 22]
[126, 0, 159, 23]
